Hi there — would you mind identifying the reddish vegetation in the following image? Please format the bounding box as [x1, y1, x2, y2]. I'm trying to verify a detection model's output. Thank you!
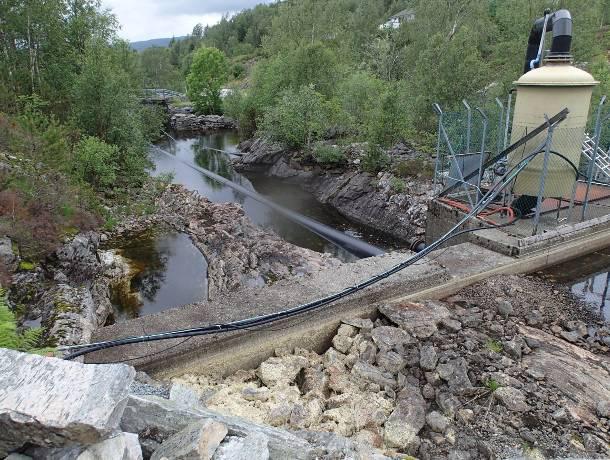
[0, 115, 101, 262]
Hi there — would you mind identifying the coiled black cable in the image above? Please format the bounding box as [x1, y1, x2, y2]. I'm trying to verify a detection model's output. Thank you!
[61, 141, 551, 361]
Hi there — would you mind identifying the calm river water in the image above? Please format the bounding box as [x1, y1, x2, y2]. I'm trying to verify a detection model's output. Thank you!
[111, 130, 391, 320]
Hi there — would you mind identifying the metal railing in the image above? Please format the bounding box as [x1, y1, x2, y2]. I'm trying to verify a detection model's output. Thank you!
[142, 88, 188, 101]
[433, 93, 610, 236]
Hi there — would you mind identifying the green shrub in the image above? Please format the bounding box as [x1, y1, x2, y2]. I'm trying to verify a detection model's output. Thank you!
[259, 85, 332, 150]
[73, 136, 119, 190]
[18, 261, 35, 271]
[485, 379, 501, 392]
[395, 158, 435, 179]
[223, 88, 258, 138]
[390, 177, 406, 193]
[361, 144, 390, 174]
[229, 62, 247, 80]
[486, 339, 503, 353]
[313, 144, 345, 165]
[0, 290, 53, 354]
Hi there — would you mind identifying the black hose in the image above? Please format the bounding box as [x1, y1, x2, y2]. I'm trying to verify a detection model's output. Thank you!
[151, 144, 384, 259]
[61, 146, 546, 361]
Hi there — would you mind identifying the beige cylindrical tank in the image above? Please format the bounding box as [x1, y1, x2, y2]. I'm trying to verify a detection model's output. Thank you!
[508, 61, 598, 197]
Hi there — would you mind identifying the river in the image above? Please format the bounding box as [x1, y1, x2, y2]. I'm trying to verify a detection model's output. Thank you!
[110, 129, 392, 320]
[151, 130, 393, 259]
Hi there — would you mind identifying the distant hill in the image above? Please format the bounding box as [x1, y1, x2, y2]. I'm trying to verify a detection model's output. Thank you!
[130, 36, 186, 52]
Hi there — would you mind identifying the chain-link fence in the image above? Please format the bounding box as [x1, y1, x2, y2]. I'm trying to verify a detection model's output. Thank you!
[433, 94, 610, 236]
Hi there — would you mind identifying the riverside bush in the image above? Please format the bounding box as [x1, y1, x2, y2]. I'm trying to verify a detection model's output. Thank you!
[362, 144, 390, 174]
[313, 144, 345, 165]
[390, 177, 406, 193]
[73, 136, 119, 190]
[259, 85, 331, 149]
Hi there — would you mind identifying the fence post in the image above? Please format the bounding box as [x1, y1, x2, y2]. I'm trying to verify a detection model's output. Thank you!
[503, 91, 513, 150]
[532, 116, 555, 236]
[462, 100, 472, 154]
[433, 103, 444, 187]
[475, 108, 488, 203]
[582, 95, 607, 221]
[495, 98, 504, 156]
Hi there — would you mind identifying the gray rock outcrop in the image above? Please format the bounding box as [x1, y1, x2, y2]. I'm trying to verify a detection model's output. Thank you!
[117, 185, 338, 301]
[0, 236, 17, 271]
[171, 114, 236, 132]
[0, 348, 135, 457]
[234, 138, 434, 243]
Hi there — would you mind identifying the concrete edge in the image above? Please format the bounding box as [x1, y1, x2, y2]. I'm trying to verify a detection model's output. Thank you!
[150, 228, 610, 380]
[395, 226, 610, 303]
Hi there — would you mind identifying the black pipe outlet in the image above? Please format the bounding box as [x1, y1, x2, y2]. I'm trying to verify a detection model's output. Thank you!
[549, 9, 572, 56]
[523, 9, 573, 74]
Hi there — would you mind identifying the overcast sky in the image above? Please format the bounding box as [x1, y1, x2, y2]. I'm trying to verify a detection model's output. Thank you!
[102, 0, 272, 42]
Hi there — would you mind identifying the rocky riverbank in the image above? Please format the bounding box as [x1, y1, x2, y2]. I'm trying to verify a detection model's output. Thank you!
[167, 274, 610, 459]
[170, 112, 237, 132]
[233, 139, 437, 245]
[4, 183, 338, 349]
[0, 347, 392, 460]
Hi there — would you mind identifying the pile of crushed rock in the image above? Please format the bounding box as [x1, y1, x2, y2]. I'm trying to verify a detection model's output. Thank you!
[172, 275, 610, 459]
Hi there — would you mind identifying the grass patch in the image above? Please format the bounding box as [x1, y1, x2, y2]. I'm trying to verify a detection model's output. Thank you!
[18, 261, 35, 271]
[485, 378, 501, 392]
[390, 177, 406, 193]
[486, 339, 503, 353]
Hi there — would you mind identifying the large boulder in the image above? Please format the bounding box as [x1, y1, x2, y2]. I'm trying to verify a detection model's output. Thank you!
[121, 395, 315, 459]
[76, 432, 142, 460]
[0, 348, 135, 457]
[379, 301, 451, 337]
[151, 420, 228, 460]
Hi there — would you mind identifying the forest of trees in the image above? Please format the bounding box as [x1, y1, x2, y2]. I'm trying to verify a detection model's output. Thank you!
[1, 0, 609, 258]
[139, 0, 610, 155]
[0, 0, 165, 260]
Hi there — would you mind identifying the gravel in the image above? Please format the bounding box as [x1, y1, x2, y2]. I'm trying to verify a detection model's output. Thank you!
[129, 381, 170, 399]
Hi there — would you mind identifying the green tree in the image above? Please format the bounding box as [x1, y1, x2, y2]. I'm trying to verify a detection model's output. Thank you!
[338, 71, 385, 130]
[186, 47, 229, 114]
[72, 39, 159, 187]
[259, 85, 332, 149]
[73, 136, 118, 190]
[139, 47, 182, 90]
[409, 27, 491, 131]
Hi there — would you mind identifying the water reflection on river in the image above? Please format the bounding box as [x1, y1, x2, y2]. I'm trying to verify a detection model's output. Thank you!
[152, 130, 391, 262]
[111, 231, 208, 321]
[537, 247, 610, 320]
